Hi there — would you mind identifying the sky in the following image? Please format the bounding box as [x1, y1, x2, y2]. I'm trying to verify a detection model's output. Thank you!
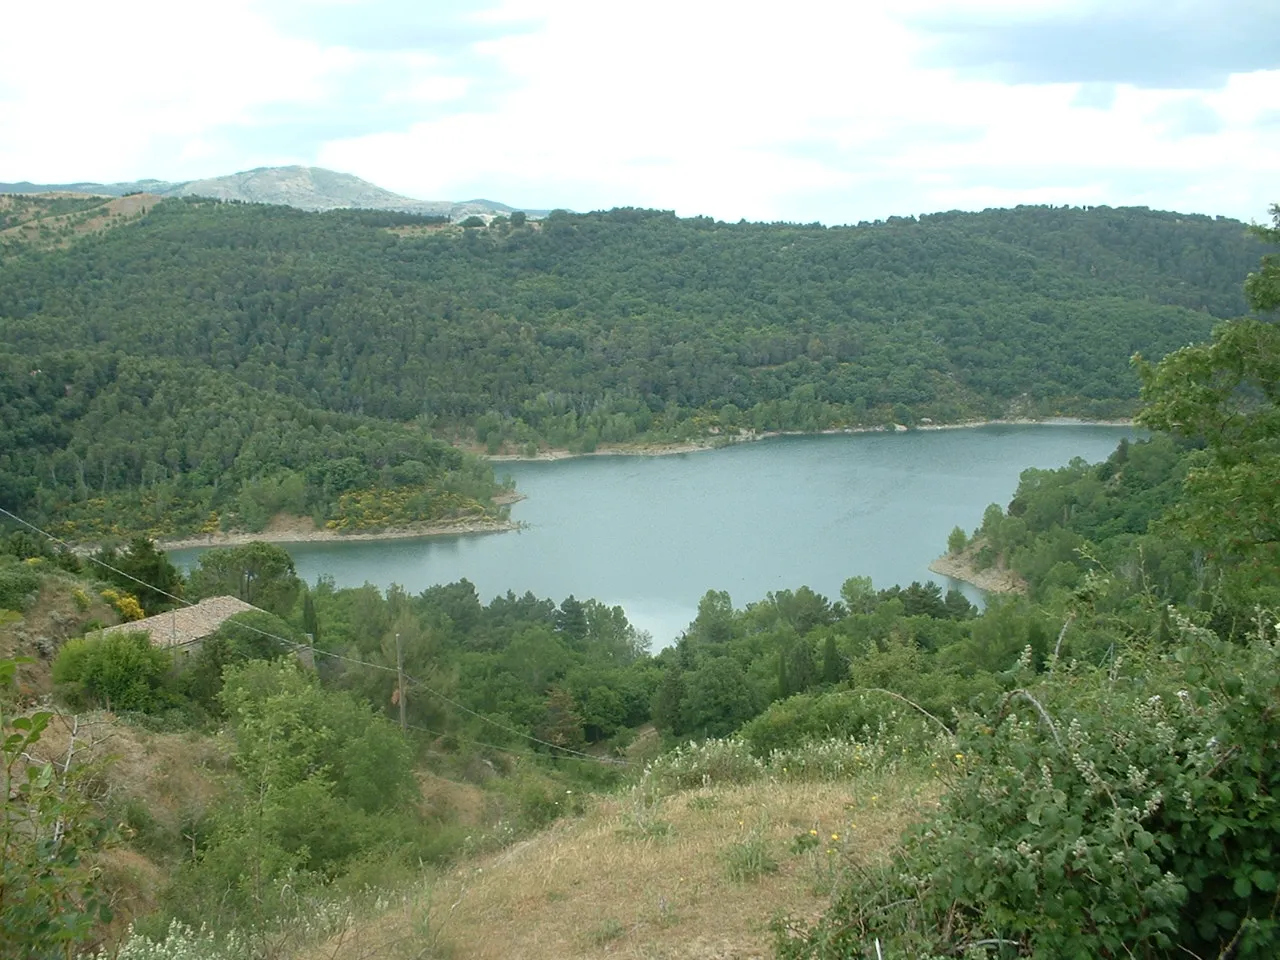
[1, 0, 1276, 224]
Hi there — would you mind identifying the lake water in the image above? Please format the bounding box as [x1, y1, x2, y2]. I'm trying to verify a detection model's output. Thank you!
[171, 426, 1137, 648]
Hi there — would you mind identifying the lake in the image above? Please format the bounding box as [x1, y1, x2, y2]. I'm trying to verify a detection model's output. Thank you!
[171, 425, 1137, 647]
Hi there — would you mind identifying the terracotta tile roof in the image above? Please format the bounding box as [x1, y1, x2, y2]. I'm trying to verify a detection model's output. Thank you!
[100, 596, 260, 648]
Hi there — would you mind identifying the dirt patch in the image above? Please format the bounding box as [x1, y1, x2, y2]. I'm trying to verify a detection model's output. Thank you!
[265, 512, 320, 537]
[13, 711, 230, 931]
[27, 713, 230, 825]
[417, 771, 495, 829]
[95, 847, 167, 938]
[0, 192, 160, 251]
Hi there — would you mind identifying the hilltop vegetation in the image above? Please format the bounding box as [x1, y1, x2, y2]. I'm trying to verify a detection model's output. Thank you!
[1, 201, 1261, 441]
[0, 195, 1265, 538]
[0, 164, 541, 220]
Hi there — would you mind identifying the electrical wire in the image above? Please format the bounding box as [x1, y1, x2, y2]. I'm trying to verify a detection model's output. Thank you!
[0, 505, 630, 766]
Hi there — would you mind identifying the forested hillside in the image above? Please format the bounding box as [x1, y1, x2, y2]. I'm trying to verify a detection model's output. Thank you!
[1, 199, 1263, 441]
[0, 351, 506, 540]
[0, 195, 1265, 538]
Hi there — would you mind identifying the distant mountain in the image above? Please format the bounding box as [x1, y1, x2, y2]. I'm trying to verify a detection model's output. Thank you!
[0, 166, 550, 221]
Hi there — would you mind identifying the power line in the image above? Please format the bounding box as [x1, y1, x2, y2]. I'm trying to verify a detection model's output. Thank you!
[403, 673, 627, 764]
[0, 506, 630, 765]
[406, 721, 554, 762]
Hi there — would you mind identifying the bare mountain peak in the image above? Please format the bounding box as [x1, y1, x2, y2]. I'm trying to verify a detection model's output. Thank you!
[0, 166, 547, 221]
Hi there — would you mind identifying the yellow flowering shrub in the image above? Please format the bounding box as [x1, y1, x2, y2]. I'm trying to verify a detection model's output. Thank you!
[100, 589, 145, 622]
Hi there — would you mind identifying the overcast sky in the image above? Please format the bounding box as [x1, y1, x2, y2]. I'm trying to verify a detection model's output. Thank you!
[1, 0, 1276, 223]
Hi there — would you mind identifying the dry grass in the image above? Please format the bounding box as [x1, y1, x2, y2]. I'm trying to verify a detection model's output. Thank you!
[307, 772, 938, 960]
[417, 770, 497, 829]
[28, 712, 231, 825]
[0, 192, 158, 250]
[0, 574, 118, 697]
[18, 711, 231, 934]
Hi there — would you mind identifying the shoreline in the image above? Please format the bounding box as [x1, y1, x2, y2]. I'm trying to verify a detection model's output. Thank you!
[127, 419, 1129, 552]
[928, 551, 1027, 596]
[481, 417, 1136, 463]
[157, 517, 519, 552]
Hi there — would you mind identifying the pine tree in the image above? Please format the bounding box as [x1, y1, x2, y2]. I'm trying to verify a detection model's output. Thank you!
[302, 589, 320, 645]
[822, 634, 844, 684]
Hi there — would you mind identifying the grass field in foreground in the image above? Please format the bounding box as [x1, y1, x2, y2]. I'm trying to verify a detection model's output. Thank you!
[307, 770, 938, 960]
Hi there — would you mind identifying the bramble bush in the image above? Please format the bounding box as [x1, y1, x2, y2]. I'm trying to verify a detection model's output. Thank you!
[1, 659, 114, 959]
[640, 722, 947, 796]
[776, 609, 1280, 959]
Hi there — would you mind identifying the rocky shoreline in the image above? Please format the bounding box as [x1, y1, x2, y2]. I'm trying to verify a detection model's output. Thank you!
[157, 516, 519, 552]
[928, 550, 1027, 595]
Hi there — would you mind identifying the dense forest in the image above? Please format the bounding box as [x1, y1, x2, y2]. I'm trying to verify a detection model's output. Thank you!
[0, 351, 508, 540]
[0, 195, 1268, 538]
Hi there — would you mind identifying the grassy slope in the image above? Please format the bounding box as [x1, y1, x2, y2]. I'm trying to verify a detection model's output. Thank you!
[21, 712, 231, 941]
[0, 564, 121, 695]
[4, 564, 938, 958]
[307, 771, 937, 960]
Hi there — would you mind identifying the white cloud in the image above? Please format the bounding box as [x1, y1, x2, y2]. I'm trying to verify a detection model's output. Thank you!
[1, 0, 1276, 221]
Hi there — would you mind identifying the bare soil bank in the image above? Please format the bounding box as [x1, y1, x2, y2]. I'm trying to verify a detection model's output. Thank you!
[481, 418, 1135, 462]
[928, 549, 1027, 595]
[157, 516, 518, 552]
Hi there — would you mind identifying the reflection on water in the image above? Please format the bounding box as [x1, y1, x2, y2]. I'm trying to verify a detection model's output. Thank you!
[171, 426, 1138, 649]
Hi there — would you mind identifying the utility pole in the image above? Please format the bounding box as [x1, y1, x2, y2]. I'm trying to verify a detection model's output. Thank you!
[395, 632, 406, 734]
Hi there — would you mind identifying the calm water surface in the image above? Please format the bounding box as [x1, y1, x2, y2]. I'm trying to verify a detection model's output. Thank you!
[171, 426, 1137, 647]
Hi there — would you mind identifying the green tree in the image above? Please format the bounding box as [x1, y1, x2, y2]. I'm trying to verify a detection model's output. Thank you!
[690, 590, 737, 644]
[176, 610, 300, 712]
[821, 633, 844, 685]
[1244, 202, 1280, 310]
[92, 537, 184, 615]
[947, 525, 967, 555]
[681, 657, 760, 739]
[540, 685, 585, 752]
[651, 667, 686, 736]
[1137, 205, 1280, 609]
[188, 541, 302, 617]
[168, 659, 418, 929]
[554, 596, 589, 645]
[839, 576, 877, 615]
[301, 588, 320, 644]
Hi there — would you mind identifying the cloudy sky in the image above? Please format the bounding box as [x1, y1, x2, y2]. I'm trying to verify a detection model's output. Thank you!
[1, 0, 1276, 223]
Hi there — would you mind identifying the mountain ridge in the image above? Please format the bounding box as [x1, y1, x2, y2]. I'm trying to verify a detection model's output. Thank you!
[0, 165, 550, 221]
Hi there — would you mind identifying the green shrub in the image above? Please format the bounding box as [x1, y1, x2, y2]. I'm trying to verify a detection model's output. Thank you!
[777, 611, 1280, 959]
[0, 560, 41, 611]
[2, 659, 114, 959]
[52, 631, 172, 712]
[174, 611, 299, 712]
[643, 738, 765, 792]
[740, 689, 938, 757]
